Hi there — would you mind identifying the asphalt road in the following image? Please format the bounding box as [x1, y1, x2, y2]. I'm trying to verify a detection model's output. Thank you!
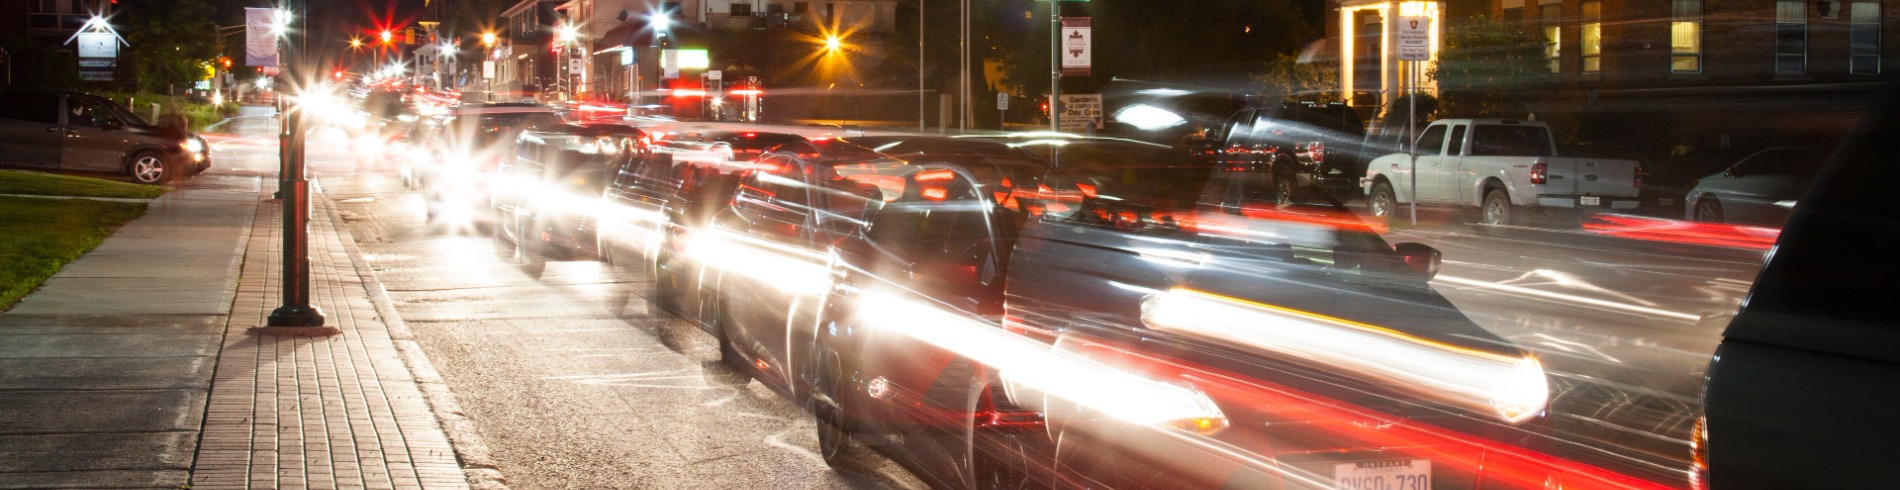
[217, 125, 926, 490]
[202, 118, 1765, 487]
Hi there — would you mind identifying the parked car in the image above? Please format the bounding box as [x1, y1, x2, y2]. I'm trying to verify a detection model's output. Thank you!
[490, 124, 642, 260]
[1362, 118, 1642, 226]
[1198, 101, 1370, 201]
[1683, 147, 1824, 226]
[0, 87, 210, 184]
[1701, 90, 1900, 489]
[407, 103, 561, 225]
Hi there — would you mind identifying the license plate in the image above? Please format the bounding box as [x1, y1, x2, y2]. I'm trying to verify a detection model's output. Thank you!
[1334, 459, 1431, 490]
[1580, 195, 1601, 206]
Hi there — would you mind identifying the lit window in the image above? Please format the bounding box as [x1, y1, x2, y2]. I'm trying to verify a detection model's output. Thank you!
[1851, 2, 1882, 74]
[1581, 1, 1602, 74]
[1777, 1, 1809, 75]
[1672, 0, 1703, 73]
[1542, 4, 1562, 74]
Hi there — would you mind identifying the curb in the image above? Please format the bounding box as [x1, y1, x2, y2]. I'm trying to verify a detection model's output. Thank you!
[315, 191, 512, 490]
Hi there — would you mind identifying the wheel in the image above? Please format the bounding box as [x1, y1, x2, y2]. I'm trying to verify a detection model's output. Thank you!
[128, 152, 170, 184]
[1367, 181, 1397, 221]
[705, 293, 742, 367]
[812, 348, 851, 467]
[1694, 196, 1725, 223]
[1271, 172, 1295, 205]
[1481, 187, 1515, 226]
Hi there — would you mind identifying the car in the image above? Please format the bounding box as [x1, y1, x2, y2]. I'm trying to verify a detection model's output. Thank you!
[407, 103, 561, 225]
[1683, 146, 1824, 226]
[1362, 119, 1643, 226]
[0, 87, 211, 184]
[1700, 89, 1900, 489]
[490, 124, 643, 261]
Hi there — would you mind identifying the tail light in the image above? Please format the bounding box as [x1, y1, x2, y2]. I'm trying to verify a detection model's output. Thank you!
[1308, 141, 1325, 164]
[1530, 163, 1548, 185]
[1075, 182, 1098, 199]
[1634, 167, 1643, 190]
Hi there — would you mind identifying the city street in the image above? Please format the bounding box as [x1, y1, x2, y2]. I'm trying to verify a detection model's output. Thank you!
[271, 125, 926, 489]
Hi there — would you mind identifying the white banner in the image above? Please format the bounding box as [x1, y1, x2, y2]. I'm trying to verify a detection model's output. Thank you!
[1061, 17, 1091, 76]
[245, 8, 278, 67]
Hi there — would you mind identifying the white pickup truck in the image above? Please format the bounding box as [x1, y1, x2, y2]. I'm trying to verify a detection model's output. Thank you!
[1360, 118, 1641, 225]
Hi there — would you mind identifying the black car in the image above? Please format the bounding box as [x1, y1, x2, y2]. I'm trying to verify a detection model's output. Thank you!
[409, 103, 562, 225]
[0, 87, 210, 184]
[1700, 91, 1900, 489]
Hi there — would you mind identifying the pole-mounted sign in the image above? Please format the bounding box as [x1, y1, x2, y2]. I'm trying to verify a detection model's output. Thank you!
[1060, 17, 1090, 76]
[244, 8, 279, 67]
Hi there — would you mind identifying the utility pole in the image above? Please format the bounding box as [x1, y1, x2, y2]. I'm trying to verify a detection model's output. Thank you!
[266, 1, 325, 329]
[918, 0, 925, 131]
[1048, 0, 1059, 132]
[958, 0, 968, 130]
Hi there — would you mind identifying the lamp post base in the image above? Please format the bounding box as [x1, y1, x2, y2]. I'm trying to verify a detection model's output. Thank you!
[266, 305, 327, 327]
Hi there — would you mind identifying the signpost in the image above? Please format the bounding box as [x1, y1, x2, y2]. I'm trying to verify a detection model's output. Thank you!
[1039, 0, 1089, 131]
[997, 92, 1009, 129]
[1397, 16, 1430, 225]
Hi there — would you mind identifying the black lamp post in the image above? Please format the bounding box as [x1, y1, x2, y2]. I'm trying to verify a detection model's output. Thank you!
[266, 1, 326, 328]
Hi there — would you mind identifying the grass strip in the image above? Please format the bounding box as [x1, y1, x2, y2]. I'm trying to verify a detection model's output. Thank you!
[0, 196, 149, 311]
[0, 170, 166, 200]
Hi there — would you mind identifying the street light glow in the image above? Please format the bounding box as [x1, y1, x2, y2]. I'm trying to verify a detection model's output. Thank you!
[270, 9, 292, 37]
[651, 12, 672, 33]
[481, 32, 497, 47]
[824, 35, 842, 53]
[557, 24, 579, 43]
[380, 30, 393, 44]
[349, 37, 363, 49]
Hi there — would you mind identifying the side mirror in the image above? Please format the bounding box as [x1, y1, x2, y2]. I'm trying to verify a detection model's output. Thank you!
[1394, 242, 1441, 280]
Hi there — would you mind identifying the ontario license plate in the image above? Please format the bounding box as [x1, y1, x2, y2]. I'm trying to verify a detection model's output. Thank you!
[1334, 459, 1431, 490]
[1580, 195, 1602, 206]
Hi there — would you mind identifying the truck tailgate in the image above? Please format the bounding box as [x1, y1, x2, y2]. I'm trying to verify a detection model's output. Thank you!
[1547, 157, 1639, 197]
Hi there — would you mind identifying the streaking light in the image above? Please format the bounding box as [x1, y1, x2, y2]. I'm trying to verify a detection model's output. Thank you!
[689, 228, 835, 295]
[1138, 288, 1549, 423]
[1112, 103, 1188, 131]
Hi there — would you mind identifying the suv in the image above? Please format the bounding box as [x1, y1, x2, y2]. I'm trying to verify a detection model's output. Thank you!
[0, 87, 210, 184]
[1200, 101, 1368, 201]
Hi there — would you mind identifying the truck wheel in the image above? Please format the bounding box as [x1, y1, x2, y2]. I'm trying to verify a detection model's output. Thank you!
[1481, 187, 1515, 226]
[1272, 172, 1296, 205]
[1367, 182, 1397, 221]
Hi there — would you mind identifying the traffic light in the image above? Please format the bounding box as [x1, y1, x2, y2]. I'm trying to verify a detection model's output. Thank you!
[333, 70, 344, 80]
[1040, 101, 1050, 115]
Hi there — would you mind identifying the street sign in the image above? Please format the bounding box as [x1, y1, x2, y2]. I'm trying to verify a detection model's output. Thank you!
[482, 61, 495, 79]
[997, 93, 1009, 110]
[708, 70, 722, 81]
[1397, 16, 1431, 61]
[1060, 17, 1091, 76]
[1057, 94, 1101, 133]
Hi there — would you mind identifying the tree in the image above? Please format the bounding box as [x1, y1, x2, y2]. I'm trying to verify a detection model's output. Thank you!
[121, 0, 221, 94]
[1429, 16, 1550, 119]
[1253, 54, 1340, 103]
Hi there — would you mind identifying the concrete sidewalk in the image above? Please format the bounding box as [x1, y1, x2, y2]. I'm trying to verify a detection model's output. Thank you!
[0, 108, 491, 489]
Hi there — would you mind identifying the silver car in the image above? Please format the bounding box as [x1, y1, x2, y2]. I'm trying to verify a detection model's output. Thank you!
[1683, 147, 1823, 226]
[0, 87, 210, 184]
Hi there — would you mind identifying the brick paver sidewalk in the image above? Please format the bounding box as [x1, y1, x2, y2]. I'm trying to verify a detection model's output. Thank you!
[190, 195, 470, 490]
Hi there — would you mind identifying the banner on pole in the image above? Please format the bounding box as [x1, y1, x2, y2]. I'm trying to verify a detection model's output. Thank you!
[1060, 17, 1090, 76]
[244, 8, 279, 67]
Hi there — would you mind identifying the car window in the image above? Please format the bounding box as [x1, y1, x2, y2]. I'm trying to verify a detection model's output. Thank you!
[67, 97, 119, 128]
[1415, 124, 1448, 155]
[0, 91, 60, 124]
[1446, 125, 1468, 156]
[1736, 149, 1823, 176]
[1469, 124, 1553, 156]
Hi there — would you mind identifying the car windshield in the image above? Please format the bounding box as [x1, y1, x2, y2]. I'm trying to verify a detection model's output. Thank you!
[23, 3, 1884, 490]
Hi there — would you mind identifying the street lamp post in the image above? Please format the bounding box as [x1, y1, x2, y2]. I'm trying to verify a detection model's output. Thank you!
[266, 2, 325, 329]
[918, 0, 925, 130]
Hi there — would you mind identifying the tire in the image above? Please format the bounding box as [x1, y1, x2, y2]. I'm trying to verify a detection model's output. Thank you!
[705, 293, 742, 367]
[1271, 172, 1295, 205]
[1694, 196, 1725, 223]
[128, 151, 170, 184]
[1367, 181, 1397, 222]
[1480, 187, 1515, 226]
[813, 348, 851, 467]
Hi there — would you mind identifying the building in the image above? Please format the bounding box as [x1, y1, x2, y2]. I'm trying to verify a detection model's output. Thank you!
[496, 0, 567, 101]
[1330, 0, 1894, 155]
[0, 0, 116, 86]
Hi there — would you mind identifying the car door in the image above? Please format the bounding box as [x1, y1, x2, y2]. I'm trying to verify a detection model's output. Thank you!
[60, 96, 138, 172]
[1410, 123, 1452, 203]
[1439, 123, 1471, 204]
[724, 158, 821, 392]
[0, 90, 65, 167]
[1724, 148, 1821, 225]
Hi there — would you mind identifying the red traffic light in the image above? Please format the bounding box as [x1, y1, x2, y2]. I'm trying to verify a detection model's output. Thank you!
[333, 70, 344, 79]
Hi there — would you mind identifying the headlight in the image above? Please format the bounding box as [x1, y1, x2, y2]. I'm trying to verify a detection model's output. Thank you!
[184, 137, 206, 154]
